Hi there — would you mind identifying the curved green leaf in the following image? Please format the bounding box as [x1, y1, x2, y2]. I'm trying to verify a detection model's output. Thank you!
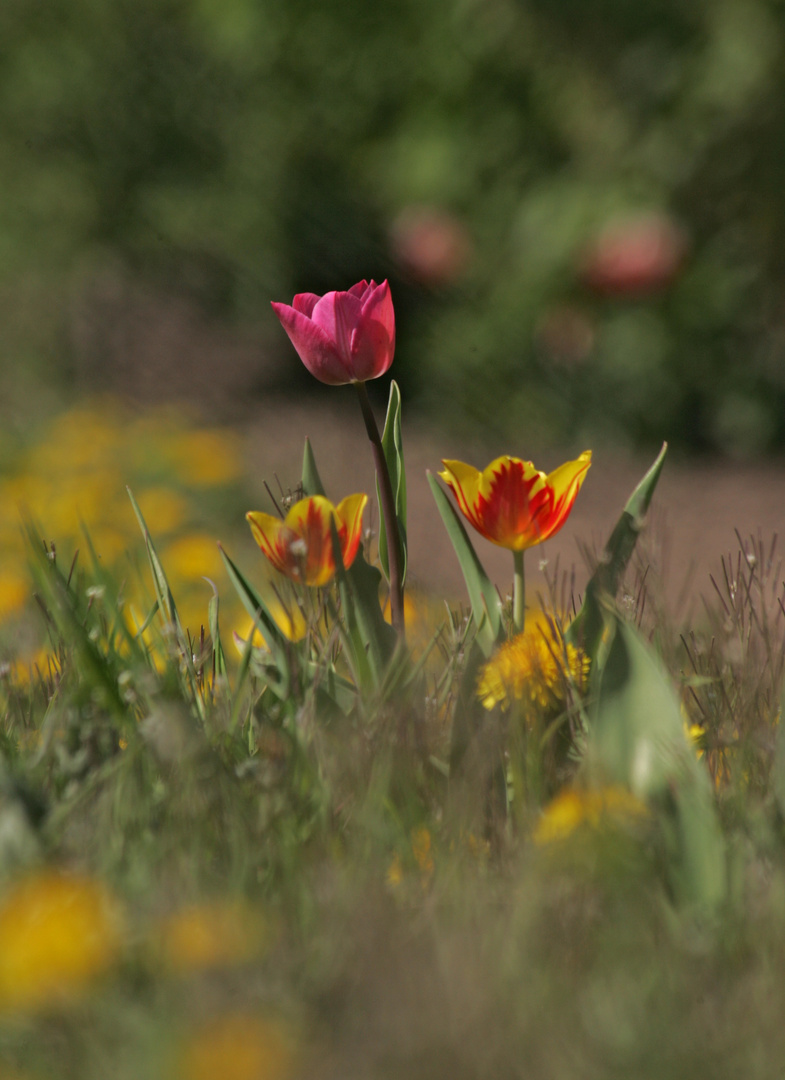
[427, 471, 503, 657]
[567, 442, 668, 664]
[588, 611, 726, 911]
[377, 380, 408, 587]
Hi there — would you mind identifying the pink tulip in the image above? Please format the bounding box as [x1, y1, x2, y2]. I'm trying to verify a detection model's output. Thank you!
[271, 279, 395, 385]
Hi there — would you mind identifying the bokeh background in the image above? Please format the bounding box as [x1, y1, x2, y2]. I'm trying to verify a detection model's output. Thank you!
[3, 0, 785, 456]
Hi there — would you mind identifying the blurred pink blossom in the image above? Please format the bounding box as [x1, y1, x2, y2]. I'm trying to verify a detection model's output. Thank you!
[581, 213, 686, 296]
[390, 206, 472, 287]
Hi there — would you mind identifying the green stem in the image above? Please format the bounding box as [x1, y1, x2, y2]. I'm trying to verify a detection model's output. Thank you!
[354, 381, 405, 639]
[513, 549, 525, 635]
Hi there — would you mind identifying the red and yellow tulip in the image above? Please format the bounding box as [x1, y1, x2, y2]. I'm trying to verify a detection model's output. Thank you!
[439, 451, 591, 551]
[247, 494, 367, 587]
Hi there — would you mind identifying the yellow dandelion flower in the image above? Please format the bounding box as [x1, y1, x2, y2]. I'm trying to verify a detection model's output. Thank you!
[534, 786, 648, 845]
[173, 1013, 297, 1080]
[478, 611, 588, 712]
[151, 900, 267, 975]
[0, 871, 124, 1011]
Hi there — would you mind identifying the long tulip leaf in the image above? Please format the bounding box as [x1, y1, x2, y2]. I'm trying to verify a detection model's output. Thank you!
[428, 471, 503, 657]
[207, 585, 227, 681]
[567, 442, 667, 663]
[329, 520, 376, 693]
[377, 380, 408, 587]
[588, 610, 726, 910]
[301, 437, 326, 498]
[448, 638, 490, 772]
[217, 544, 290, 686]
[127, 487, 181, 632]
[127, 487, 204, 719]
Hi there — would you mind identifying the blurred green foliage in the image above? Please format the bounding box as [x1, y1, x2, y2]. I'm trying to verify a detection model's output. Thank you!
[2, 0, 785, 452]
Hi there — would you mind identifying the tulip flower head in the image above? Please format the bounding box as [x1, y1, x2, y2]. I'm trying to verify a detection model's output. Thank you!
[439, 451, 591, 551]
[271, 280, 395, 385]
[247, 494, 367, 587]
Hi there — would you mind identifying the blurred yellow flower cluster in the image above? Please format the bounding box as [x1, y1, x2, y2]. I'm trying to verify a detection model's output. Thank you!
[171, 1013, 298, 1080]
[0, 398, 250, 670]
[0, 869, 124, 1012]
[534, 786, 648, 845]
[477, 610, 589, 713]
[150, 898, 268, 974]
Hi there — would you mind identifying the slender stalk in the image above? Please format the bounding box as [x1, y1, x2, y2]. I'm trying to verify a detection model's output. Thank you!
[513, 548, 525, 635]
[354, 381, 405, 638]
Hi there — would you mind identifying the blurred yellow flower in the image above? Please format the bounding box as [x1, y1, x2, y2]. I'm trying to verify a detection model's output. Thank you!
[0, 570, 28, 620]
[152, 900, 267, 974]
[232, 597, 307, 653]
[172, 1014, 297, 1080]
[4, 648, 58, 689]
[0, 871, 124, 1011]
[136, 487, 190, 535]
[386, 852, 404, 888]
[87, 526, 131, 564]
[684, 719, 731, 788]
[165, 429, 243, 486]
[0, 398, 257, 677]
[534, 786, 648, 845]
[411, 826, 435, 879]
[478, 611, 589, 712]
[163, 534, 221, 581]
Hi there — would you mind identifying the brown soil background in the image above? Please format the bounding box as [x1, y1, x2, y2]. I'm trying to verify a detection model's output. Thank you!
[244, 395, 785, 624]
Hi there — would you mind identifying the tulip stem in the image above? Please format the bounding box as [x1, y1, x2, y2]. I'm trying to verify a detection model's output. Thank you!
[513, 549, 525, 635]
[354, 381, 405, 639]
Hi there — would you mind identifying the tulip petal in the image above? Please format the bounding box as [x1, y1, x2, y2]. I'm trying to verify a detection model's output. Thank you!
[360, 280, 395, 346]
[291, 292, 321, 317]
[439, 460, 485, 534]
[284, 495, 335, 586]
[477, 457, 551, 550]
[246, 511, 295, 578]
[540, 451, 592, 541]
[350, 280, 395, 381]
[311, 291, 364, 371]
[270, 302, 350, 385]
[334, 492, 368, 568]
[348, 279, 372, 299]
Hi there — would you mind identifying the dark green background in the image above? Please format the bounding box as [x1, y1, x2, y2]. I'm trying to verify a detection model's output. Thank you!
[2, 0, 785, 455]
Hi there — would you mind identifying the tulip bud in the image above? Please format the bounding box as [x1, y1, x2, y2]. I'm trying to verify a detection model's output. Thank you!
[271, 280, 395, 385]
